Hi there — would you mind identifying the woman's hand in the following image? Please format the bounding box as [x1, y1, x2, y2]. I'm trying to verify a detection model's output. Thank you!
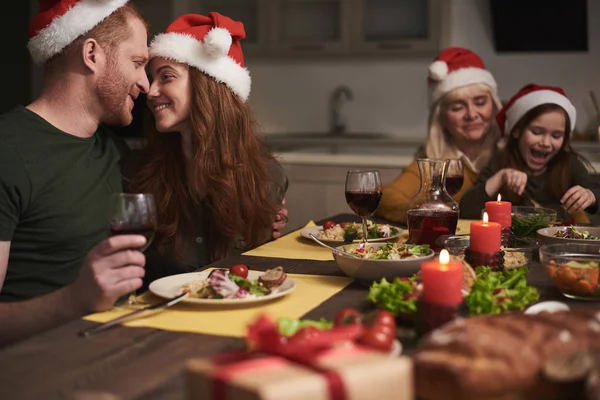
[485, 168, 527, 197]
[561, 186, 596, 213]
[272, 198, 289, 239]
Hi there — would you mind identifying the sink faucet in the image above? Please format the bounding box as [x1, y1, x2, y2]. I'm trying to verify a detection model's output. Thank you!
[330, 85, 353, 135]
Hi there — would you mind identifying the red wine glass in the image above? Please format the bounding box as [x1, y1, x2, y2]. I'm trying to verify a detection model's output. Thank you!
[108, 193, 157, 307]
[445, 159, 464, 197]
[344, 170, 383, 245]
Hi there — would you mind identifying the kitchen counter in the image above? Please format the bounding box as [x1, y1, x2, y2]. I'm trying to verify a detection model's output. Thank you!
[274, 151, 413, 168]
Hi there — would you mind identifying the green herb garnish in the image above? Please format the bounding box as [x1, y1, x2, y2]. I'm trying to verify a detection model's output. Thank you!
[230, 274, 269, 296]
[277, 318, 333, 337]
[512, 212, 553, 237]
[367, 277, 418, 315]
[466, 266, 539, 315]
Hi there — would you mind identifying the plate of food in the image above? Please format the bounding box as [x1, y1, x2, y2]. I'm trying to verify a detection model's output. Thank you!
[301, 220, 403, 245]
[149, 266, 295, 305]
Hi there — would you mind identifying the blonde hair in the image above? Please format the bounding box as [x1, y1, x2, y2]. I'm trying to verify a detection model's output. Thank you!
[425, 83, 502, 173]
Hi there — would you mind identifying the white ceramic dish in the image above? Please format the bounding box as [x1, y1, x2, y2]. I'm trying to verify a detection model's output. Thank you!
[301, 224, 403, 245]
[332, 242, 435, 285]
[149, 270, 296, 305]
[525, 301, 570, 315]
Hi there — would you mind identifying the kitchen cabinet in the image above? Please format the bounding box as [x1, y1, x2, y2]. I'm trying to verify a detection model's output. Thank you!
[280, 163, 403, 234]
[140, 0, 446, 58]
[350, 0, 443, 55]
[270, 0, 352, 54]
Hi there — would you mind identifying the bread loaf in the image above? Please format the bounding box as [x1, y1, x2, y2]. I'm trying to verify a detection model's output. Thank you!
[415, 309, 600, 400]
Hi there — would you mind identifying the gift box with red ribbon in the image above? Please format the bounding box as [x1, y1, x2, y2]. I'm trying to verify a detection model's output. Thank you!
[186, 316, 413, 400]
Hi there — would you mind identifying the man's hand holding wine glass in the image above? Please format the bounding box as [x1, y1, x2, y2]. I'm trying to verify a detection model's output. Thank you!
[69, 235, 147, 313]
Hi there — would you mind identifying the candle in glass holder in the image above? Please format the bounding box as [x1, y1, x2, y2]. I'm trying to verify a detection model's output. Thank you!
[420, 249, 463, 306]
[470, 212, 501, 253]
[485, 194, 512, 228]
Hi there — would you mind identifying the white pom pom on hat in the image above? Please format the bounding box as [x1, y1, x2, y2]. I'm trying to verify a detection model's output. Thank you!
[429, 60, 448, 81]
[203, 27, 232, 58]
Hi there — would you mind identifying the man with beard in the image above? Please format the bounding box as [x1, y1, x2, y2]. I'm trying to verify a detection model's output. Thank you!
[0, 0, 150, 346]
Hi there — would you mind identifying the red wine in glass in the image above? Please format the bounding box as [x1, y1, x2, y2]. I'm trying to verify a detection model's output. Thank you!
[445, 175, 464, 197]
[345, 170, 382, 244]
[406, 209, 459, 252]
[108, 193, 157, 307]
[345, 190, 383, 217]
[110, 225, 156, 252]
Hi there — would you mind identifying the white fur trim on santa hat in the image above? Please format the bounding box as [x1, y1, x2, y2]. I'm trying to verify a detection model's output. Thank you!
[430, 67, 497, 105]
[504, 90, 577, 135]
[28, 0, 130, 65]
[150, 32, 251, 101]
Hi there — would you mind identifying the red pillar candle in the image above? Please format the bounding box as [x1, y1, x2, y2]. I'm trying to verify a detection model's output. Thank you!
[470, 212, 501, 253]
[420, 250, 464, 306]
[485, 194, 512, 228]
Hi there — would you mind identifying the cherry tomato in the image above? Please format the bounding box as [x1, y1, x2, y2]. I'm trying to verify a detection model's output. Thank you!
[339, 222, 348, 228]
[359, 327, 395, 351]
[323, 221, 336, 230]
[334, 308, 362, 326]
[372, 310, 396, 329]
[230, 264, 249, 279]
[288, 325, 322, 346]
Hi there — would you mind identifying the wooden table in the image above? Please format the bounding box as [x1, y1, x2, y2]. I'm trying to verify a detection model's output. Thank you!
[0, 214, 595, 400]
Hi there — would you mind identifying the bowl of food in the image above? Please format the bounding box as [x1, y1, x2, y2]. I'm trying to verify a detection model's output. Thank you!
[332, 242, 435, 285]
[537, 225, 600, 245]
[539, 243, 600, 300]
[437, 234, 539, 269]
[511, 206, 557, 238]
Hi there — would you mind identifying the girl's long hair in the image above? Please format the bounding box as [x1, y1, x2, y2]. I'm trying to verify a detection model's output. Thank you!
[130, 67, 279, 261]
[498, 103, 589, 203]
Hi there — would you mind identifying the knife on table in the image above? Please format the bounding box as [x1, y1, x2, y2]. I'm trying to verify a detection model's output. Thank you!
[79, 291, 190, 337]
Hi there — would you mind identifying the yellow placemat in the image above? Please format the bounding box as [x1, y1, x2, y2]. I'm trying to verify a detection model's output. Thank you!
[243, 221, 334, 261]
[84, 273, 352, 337]
[244, 219, 475, 261]
[457, 219, 475, 235]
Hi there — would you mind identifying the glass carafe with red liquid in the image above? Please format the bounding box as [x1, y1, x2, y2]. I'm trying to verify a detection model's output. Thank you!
[406, 159, 459, 252]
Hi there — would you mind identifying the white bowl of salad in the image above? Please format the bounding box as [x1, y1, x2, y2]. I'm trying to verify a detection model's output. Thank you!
[537, 225, 600, 245]
[332, 242, 435, 285]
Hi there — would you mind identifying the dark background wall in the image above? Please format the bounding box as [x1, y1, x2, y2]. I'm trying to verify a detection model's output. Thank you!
[1, 1, 32, 113]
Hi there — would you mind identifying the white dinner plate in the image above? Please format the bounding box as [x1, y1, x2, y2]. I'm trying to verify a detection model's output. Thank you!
[149, 270, 296, 305]
[301, 224, 403, 245]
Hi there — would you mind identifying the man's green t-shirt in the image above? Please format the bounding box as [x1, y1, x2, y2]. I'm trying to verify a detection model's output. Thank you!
[0, 106, 128, 301]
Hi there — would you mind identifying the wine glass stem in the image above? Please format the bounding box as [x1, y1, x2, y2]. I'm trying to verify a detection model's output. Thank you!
[361, 217, 369, 244]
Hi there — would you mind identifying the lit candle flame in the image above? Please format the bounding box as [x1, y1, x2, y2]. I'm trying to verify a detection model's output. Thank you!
[482, 211, 489, 224]
[439, 249, 450, 264]
[497, 194, 502, 203]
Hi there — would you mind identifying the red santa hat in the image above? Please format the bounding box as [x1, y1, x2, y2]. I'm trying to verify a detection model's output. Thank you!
[496, 84, 576, 137]
[28, 0, 130, 65]
[149, 13, 251, 101]
[428, 47, 497, 104]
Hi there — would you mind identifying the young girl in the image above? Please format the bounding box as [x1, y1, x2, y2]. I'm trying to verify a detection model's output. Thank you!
[460, 84, 600, 223]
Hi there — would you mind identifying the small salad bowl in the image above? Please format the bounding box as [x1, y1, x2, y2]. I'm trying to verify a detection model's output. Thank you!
[332, 242, 435, 285]
[540, 243, 600, 300]
[511, 206, 557, 238]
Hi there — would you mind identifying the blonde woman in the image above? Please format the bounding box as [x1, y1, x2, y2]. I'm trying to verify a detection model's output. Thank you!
[376, 48, 502, 223]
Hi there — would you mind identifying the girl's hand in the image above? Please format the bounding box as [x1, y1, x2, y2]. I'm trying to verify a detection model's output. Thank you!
[561, 186, 596, 213]
[486, 168, 527, 197]
[501, 169, 528, 196]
